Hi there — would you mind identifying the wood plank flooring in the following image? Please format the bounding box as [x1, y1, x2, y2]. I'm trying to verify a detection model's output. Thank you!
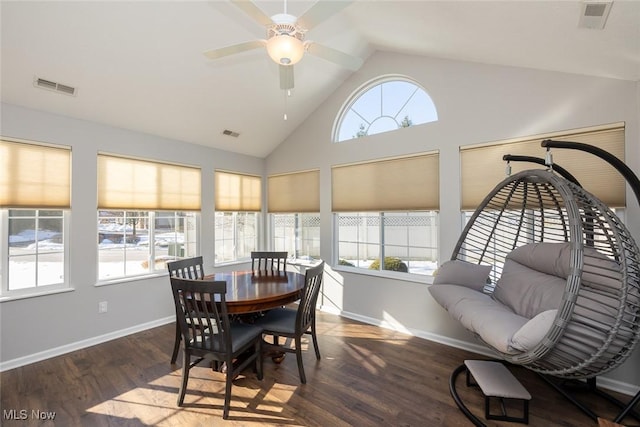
[2, 311, 638, 426]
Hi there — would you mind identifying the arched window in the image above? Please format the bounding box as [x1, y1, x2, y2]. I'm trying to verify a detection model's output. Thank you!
[333, 76, 438, 142]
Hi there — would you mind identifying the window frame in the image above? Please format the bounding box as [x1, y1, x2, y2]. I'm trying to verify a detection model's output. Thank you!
[214, 211, 260, 265]
[97, 210, 200, 284]
[1, 208, 71, 300]
[333, 211, 439, 280]
[270, 212, 321, 263]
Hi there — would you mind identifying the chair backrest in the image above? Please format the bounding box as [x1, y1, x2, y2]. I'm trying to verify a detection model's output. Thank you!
[296, 261, 325, 333]
[167, 256, 205, 279]
[251, 251, 288, 274]
[170, 276, 231, 355]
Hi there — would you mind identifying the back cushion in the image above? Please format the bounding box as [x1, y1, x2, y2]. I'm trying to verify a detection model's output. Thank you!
[506, 242, 572, 277]
[493, 243, 569, 319]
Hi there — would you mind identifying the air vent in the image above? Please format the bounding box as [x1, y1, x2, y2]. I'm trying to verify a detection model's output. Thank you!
[578, 1, 613, 29]
[33, 77, 77, 96]
[222, 129, 240, 138]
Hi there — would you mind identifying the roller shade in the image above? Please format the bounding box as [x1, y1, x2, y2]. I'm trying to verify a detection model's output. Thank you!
[332, 152, 439, 212]
[215, 170, 261, 212]
[98, 154, 201, 211]
[1, 139, 71, 209]
[268, 169, 319, 213]
[460, 124, 625, 210]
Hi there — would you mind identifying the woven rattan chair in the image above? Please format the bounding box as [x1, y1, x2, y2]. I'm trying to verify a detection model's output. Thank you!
[446, 168, 640, 378]
[431, 141, 640, 424]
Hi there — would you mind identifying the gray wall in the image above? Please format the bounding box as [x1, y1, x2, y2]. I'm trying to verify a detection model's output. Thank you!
[265, 51, 640, 392]
[0, 103, 262, 367]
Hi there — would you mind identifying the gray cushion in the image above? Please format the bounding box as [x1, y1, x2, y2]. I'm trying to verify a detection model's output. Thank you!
[509, 309, 557, 352]
[254, 307, 297, 335]
[429, 284, 528, 354]
[506, 242, 572, 277]
[493, 260, 565, 319]
[433, 260, 492, 291]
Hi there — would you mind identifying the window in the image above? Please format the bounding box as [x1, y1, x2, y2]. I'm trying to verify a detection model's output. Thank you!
[334, 76, 437, 142]
[272, 214, 321, 261]
[268, 170, 320, 261]
[332, 153, 439, 276]
[336, 212, 438, 275]
[215, 171, 261, 263]
[215, 212, 258, 263]
[97, 154, 201, 281]
[0, 139, 71, 297]
[98, 210, 198, 280]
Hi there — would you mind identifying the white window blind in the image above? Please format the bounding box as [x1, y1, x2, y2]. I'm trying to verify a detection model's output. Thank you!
[332, 152, 439, 212]
[215, 170, 261, 212]
[460, 124, 625, 210]
[268, 169, 320, 213]
[98, 154, 201, 211]
[1, 139, 71, 208]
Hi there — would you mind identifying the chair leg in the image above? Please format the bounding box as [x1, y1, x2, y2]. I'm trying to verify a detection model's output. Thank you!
[256, 341, 264, 381]
[223, 358, 234, 419]
[295, 336, 306, 384]
[310, 324, 321, 360]
[171, 323, 181, 364]
[177, 352, 190, 406]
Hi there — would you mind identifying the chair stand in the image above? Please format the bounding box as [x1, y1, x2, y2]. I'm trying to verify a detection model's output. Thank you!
[538, 374, 640, 425]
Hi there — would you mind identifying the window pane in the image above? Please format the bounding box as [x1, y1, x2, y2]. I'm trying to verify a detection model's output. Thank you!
[98, 210, 149, 280]
[271, 213, 320, 261]
[337, 211, 438, 276]
[7, 209, 65, 291]
[335, 77, 438, 142]
[215, 211, 258, 263]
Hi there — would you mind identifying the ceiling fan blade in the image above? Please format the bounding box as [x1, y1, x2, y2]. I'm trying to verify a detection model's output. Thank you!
[279, 65, 294, 90]
[298, 0, 352, 30]
[305, 42, 363, 71]
[229, 0, 273, 27]
[203, 40, 266, 60]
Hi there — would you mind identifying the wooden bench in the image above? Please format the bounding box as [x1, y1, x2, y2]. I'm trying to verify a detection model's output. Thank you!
[465, 360, 532, 424]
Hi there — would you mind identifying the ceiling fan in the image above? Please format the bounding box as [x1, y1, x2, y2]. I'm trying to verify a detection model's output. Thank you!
[203, 0, 363, 90]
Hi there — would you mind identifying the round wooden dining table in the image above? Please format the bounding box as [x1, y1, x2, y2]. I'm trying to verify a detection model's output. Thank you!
[205, 270, 305, 314]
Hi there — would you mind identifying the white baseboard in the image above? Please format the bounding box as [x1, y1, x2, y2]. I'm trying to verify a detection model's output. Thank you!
[321, 305, 640, 398]
[0, 316, 175, 372]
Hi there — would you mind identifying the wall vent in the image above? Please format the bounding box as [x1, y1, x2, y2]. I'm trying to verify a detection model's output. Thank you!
[222, 129, 240, 138]
[33, 77, 77, 96]
[578, 1, 613, 29]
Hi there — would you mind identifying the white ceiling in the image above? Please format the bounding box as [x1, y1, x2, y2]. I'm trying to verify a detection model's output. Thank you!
[2, 1, 639, 158]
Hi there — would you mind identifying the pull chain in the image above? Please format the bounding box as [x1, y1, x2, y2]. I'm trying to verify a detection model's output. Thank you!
[283, 89, 288, 120]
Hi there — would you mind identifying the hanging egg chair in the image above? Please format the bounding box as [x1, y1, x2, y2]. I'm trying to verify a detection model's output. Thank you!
[431, 140, 640, 379]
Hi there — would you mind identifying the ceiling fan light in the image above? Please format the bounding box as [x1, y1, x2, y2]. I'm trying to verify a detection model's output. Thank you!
[266, 35, 304, 66]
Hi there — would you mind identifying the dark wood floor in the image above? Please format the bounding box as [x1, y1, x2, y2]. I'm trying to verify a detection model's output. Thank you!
[2, 311, 638, 426]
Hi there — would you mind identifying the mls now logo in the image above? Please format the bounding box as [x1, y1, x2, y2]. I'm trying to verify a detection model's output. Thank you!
[3, 409, 56, 420]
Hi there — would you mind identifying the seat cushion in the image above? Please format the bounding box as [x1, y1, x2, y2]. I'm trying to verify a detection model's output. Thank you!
[254, 307, 297, 335]
[429, 284, 528, 354]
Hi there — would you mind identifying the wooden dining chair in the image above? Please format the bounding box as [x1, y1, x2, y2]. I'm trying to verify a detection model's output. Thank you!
[167, 256, 205, 280]
[253, 261, 324, 384]
[167, 256, 205, 364]
[251, 251, 288, 274]
[170, 277, 263, 420]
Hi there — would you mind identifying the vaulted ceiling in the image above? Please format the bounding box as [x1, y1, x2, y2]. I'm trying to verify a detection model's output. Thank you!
[2, 1, 639, 158]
